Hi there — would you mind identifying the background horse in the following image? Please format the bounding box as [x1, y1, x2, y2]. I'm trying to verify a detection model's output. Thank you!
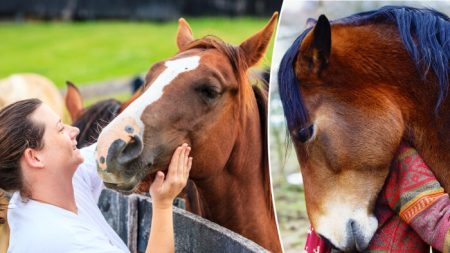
[278, 6, 449, 252]
[94, 14, 281, 252]
[65, 81, 126, 148]
[0, 73, 65, 118]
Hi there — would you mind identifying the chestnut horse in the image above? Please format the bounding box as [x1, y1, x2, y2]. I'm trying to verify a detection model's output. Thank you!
[64, 82, 204, 215]
[95, 14, 281, 252]
[278, 6, 449, 252]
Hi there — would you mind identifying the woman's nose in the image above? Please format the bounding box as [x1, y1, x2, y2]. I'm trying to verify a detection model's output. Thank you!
[70, 126, 80, 138]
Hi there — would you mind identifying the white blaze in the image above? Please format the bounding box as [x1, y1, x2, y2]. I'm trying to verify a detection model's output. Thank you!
[96, 55, 201, 172]
[101, 55, 200, 136]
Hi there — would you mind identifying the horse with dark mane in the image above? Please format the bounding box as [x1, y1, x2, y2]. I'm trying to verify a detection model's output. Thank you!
[65, 82, 122, 148]
[278, 6, 449, 252]
[94, 14, 281, 252]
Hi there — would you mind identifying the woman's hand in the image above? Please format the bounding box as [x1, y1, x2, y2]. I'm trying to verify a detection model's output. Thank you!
[149, 143, 192, 210]
[146, 144, 192, 253]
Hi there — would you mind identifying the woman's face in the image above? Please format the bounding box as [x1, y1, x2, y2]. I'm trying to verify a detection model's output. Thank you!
[31, 104, 84, 174]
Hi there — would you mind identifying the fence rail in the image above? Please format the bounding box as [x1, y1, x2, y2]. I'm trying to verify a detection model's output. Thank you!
[98, 189, 269, 253]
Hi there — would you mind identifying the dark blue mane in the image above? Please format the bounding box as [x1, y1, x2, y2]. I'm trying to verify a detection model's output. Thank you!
[278, 28, 312, 130]
[278, 6, 450, 130]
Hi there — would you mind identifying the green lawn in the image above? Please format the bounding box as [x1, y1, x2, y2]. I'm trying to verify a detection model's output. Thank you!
[0, 17, 274, 87]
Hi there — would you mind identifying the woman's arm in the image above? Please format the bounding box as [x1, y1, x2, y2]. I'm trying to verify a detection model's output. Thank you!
[382, 143, 450, 252]
[145, 144, 192, 253]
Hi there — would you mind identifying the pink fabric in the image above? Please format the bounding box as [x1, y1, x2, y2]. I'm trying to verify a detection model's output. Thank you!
[304, 226, 331, 253]
[304, 143, 449, 252]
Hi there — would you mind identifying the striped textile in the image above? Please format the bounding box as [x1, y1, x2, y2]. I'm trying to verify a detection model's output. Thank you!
[305, 143, 449, 252]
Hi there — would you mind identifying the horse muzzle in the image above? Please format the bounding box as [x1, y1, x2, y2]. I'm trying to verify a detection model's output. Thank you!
[96, 134, 155, 191]
[315, 209, 378, 252]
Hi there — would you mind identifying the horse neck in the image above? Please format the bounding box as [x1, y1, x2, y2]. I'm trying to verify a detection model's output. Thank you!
[194, 88, 280, 252]
[375, 57, 450, 192]
[380, 38, 450, 191]
[401, 77, 450, 192]
[340, 24, 450, 191]
[371, 36, 450, 191]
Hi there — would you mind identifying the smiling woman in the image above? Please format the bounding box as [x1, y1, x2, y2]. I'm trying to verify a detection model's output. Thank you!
[0, 99, 193, 253]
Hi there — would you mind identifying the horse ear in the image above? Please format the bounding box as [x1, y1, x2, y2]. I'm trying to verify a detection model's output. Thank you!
[177, 18, 194, 50]
[301, 15, 331, 73]
[239, 12, 278, 67]
[65, 81, 84, 122]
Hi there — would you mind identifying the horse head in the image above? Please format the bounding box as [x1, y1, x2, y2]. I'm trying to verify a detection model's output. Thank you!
[95, 14, 278, 192]
[279, 7, 449, 251]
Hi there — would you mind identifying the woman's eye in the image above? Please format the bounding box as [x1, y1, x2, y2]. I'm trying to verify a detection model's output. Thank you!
[295, 124, 314, 143]
[59, 126, 65, 133]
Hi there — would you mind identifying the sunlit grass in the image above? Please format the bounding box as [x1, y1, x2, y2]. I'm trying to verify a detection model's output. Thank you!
[0, 17, 274, 87]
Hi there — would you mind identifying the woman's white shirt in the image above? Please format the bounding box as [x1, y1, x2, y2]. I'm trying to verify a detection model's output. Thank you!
[7, 144, 130, 253]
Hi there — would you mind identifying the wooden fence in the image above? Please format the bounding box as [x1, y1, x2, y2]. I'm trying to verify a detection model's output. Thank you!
[98, 189, 269, 253]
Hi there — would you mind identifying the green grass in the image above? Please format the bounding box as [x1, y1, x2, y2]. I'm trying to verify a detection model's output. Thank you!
[0, 17, 274, 87]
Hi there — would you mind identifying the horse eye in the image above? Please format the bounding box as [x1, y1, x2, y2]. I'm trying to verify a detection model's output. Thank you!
[197, 86, 221, 101]
[296, 124, 314, 143]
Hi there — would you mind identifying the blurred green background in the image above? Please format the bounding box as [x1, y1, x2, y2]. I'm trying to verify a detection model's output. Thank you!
[0, 17, 274, 88]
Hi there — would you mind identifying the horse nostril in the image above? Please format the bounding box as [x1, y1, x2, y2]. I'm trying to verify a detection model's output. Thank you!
[346, 219, 368, 251]
[117, 135, 143, 165]
[347, 219, 357, 236]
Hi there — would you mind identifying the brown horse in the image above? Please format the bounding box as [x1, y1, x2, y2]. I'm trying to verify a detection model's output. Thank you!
[95, 14, 281, 252]
[278, 6, 449, 252]
[64, 82, 204, 215]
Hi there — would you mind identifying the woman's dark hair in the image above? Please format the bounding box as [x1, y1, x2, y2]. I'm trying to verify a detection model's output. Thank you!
[0, 98, 45, 193]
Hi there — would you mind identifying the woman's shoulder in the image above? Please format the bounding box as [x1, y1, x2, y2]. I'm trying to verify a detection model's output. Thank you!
[8, 202, 81, 253]
[8, 199, 126, 253]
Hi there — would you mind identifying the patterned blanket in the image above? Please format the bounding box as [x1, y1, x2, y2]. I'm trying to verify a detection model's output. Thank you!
[305, 143, 450, 252]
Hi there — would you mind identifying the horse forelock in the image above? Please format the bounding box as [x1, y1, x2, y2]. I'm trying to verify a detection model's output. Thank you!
[278, 28, 312, 132]
[183, 36, 255, 114]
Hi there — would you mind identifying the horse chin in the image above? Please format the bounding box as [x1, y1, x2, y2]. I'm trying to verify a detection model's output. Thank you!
[101, 164, 150, 193]
[103, 181, 137, 194]
[315, 207, 378, 252]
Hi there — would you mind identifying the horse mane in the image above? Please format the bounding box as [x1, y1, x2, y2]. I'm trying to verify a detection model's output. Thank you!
[279, 6, 450, 130]
[252, 79, 274, 216]
[278, 27, 312, 130]
[73, 99, 121, 148]
[340, 6, 450, 109]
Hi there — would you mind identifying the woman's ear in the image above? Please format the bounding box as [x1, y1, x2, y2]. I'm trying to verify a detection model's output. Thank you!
[22, 148, 45, 169]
